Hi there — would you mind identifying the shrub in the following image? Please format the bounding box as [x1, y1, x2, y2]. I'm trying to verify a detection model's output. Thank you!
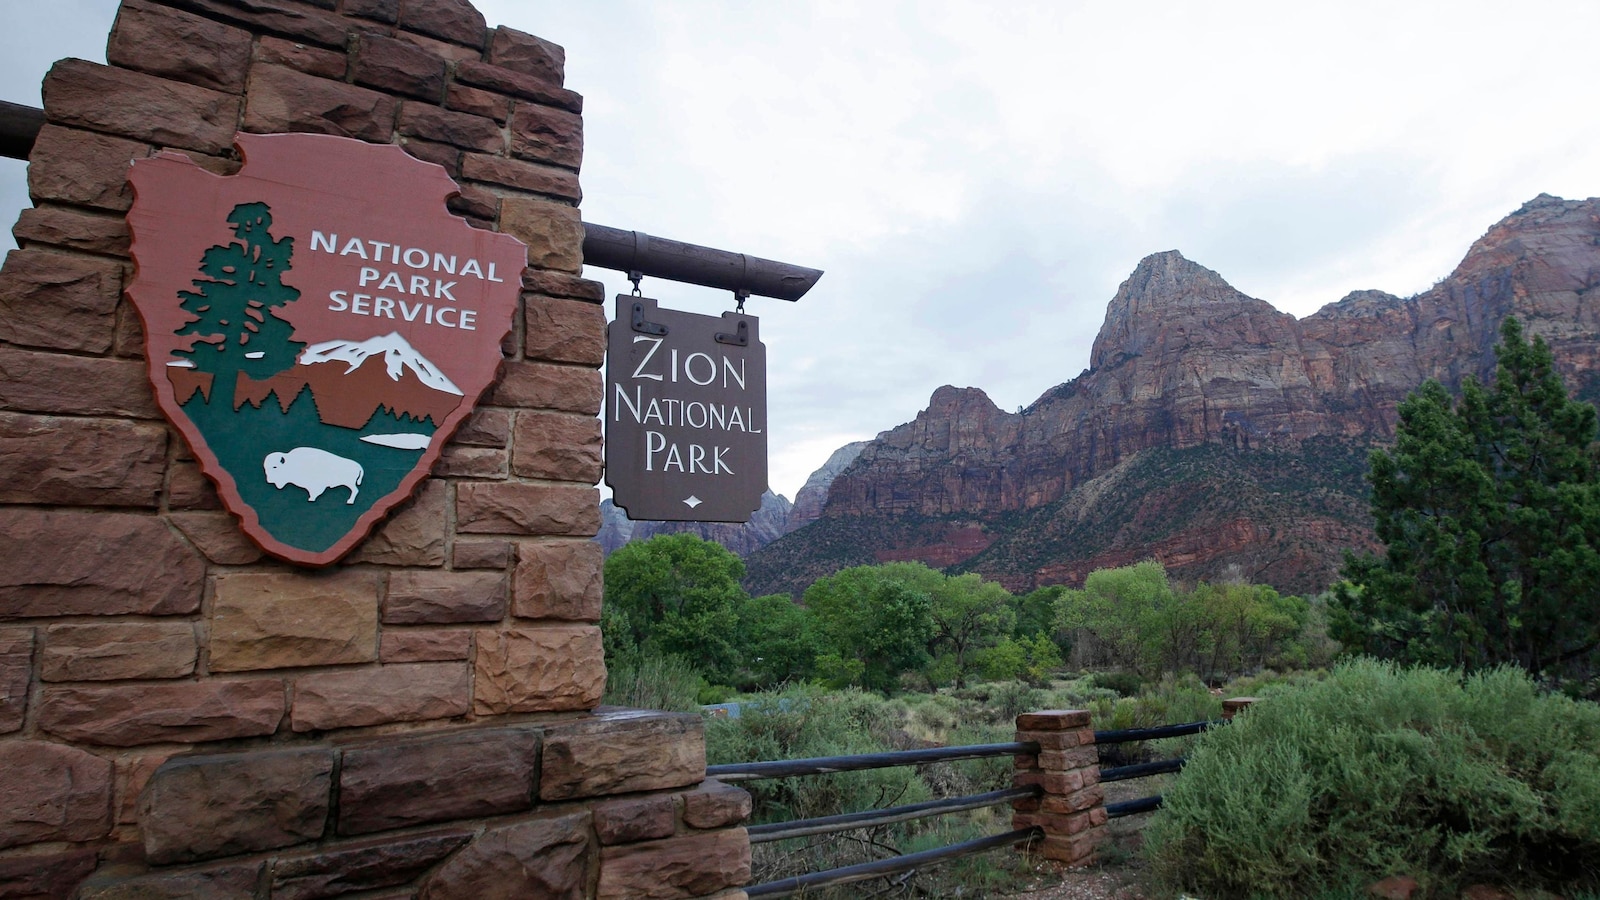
[1145, 659, 1600, 898]
[602, 649, 702, 712]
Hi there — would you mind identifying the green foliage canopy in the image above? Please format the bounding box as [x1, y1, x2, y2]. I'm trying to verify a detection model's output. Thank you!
[1333, 318, 1600, 677]
[603, 533, 746, 683]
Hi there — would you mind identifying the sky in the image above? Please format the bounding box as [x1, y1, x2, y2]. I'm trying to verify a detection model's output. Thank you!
[4, 1, 1600, 500]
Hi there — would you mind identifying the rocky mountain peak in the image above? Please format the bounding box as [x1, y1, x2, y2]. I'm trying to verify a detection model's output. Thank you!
[746, 195, 1600, 598]
[1090, 250, 1287, 371]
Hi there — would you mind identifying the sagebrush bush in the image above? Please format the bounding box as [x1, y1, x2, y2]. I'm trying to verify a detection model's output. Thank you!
[602, 648, 702, 712]
[1145, 659, 1600, 898]
[704, 685, 929, 824]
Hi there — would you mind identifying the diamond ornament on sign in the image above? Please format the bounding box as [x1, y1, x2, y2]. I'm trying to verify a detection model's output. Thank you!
[126, 133, 527, 566]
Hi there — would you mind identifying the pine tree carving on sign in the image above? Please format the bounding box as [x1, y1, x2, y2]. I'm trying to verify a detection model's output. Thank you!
[173, 202, 304, 409]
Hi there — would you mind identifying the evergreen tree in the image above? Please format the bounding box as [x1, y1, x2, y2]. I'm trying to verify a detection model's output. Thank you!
[1332, 317, 1600, 677]
[175, 202, 303, 407]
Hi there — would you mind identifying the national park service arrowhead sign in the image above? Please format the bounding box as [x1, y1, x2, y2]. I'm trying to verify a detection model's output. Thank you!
[605, 295, 768, 522]
[126, 132, 526, 566]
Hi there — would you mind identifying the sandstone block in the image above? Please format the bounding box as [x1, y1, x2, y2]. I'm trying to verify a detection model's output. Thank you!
[473, 625, 604, 715]
[682, 780, 753, 830]
[169, 511, 265, 564]
[594, 795, 676, 845]
[43, 59, 237, 154]
[1037, 830, 1102, 865]
[384, 570, 507, 623]
[446, 183, 500, 222]
[398, 0, 486, 48]
[0, 627, 32, 733]
[455, 59, 581, 113]
[452, 539, 512, 569]
[253, 34, 348, 79]
[500, 197, 583, 272]
[153, 0, 353, 48]
[510, 103, 584, 170]
[0, 850, 98, 900]
[401, 30, 482, 63]
[269, 831, 471, 900]
[457, 482, 601, 536]
[462, 154, 579, 201]
[445, 84, 512, 123]
[597, 829, 751, 900]
[419, 812, 590, 900]
[487, 27, 565, 86]
[521, 269, 606, 303]
[209, 571, 379, 672]
[291, 661, 470, 732]
[25, 124, 145, 211]
[524, 294, 604, 363]
[399, 136, 461, 173]
[379, 628, 471, 663]
[1014, 769, 1083, 795]
[243, 64, 398, 142]
[0, 247, 124, 353]
[348, 479, 447, 566]
[511, 540, 602, 621]
[166, 460, 222, 509]
[75, 861, 262, 899]
[397, 102, 504, 154]
[337, 726, 539, 834]
[0, 413, 166, 507]
[40, 623, 196, 682]
[541, 709, 703, 801]
[12, 205, 131, 257]
[510, 410, 602, 482]
[454, 406, 511, 446]
[0, 348, 157, 418]
[1015, 728, 1091, 751]
[1039, 784, 1106, 815]
[434, 444, 506, 478]
[140, 748, 333, 864]
[352, 34, 446, 101]
[1016, 710, 1092, 730]
[0, 741, 112, 849]
[108, 0, 253, 93]
[115, 752, 175, 825]
[1036, 746, 1097, 770]
[37, 679, 285, 746]
[488, 360, 602, 413]
[0, 509, 203, 619]
[343, 0, 398, 25]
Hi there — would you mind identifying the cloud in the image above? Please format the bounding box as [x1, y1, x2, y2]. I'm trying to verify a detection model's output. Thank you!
[5, 0, 1599, 500]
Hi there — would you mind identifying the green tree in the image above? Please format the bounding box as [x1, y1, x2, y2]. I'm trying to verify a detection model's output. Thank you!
[804, 564, 935, 693]
[603, 533, 747, 683]
[175, 202, 304, 408]
[735, 593, 819, 688]
[926, 572, 1016, 688]
[1055, 560, 1174, 676]
[1332, 318, 1600, 677]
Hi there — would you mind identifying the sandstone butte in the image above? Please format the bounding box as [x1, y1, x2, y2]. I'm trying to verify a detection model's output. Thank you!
[740, 194, 1600, 597]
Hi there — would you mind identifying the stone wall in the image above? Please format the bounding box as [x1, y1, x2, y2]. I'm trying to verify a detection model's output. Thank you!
[0, 0, 750, 897]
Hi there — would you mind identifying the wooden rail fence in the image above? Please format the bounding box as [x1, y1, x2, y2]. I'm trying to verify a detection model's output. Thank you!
[706, 698, 1257, 897]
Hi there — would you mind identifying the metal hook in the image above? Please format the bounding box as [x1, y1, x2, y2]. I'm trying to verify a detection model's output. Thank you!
[734, 288, 749, 314]
[628, 270, 643, 297]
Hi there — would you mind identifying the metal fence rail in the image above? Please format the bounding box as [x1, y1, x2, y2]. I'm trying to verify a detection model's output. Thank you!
[748, 786, 1039, 844]
[707, 741, 1038, 783]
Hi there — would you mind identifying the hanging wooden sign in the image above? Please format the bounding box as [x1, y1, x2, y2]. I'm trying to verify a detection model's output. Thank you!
[126, 132, 526, 566]
[605, 295, 768, 522]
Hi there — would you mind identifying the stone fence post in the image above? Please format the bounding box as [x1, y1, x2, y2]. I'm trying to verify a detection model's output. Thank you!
[1011, 710, 1106, 866]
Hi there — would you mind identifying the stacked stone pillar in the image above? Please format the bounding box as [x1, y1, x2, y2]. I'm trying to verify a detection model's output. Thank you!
[1011, 710, 1107, 866]
[0, 1, 749, 897]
